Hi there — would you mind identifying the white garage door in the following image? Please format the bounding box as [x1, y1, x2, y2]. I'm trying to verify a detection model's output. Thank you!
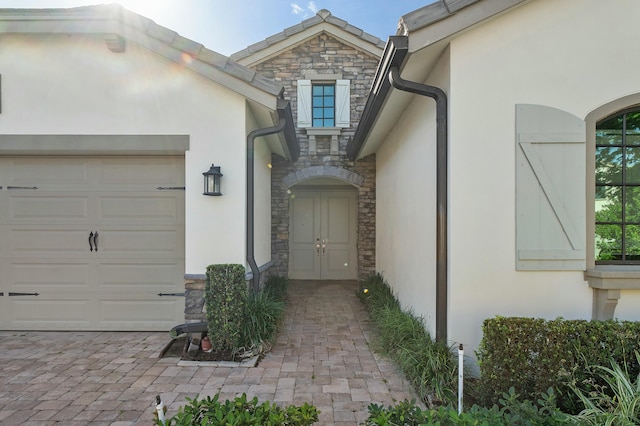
[0, 156, 185, 331]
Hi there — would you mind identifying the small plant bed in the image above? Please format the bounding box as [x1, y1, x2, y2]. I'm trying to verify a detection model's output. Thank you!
[164, 268, 289, 366]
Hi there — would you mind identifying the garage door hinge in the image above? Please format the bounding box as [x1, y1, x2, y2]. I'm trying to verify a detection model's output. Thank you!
[158, 292, 185, 297]
[7, 186, 38, 190]
[156, 187, 185, 191]
[8, 292, 39, 296]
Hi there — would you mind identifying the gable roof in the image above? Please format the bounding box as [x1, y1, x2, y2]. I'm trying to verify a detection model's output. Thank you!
[231, 9, 385, 66]
[348, 0, 530, 160]
[0, 4, 300, 160]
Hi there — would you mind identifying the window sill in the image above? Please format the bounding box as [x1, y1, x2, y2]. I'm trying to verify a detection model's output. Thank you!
[304, 128, 342, 155]
[585, 266, 640, 289]
[584, 266, 640, 320]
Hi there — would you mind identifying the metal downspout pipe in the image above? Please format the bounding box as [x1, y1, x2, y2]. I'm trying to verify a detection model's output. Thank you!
[246, 118, 286, 294]
[389, 67, 448, 342]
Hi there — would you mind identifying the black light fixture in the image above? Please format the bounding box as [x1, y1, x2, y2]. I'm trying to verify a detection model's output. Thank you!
[203, 164, 223, 196]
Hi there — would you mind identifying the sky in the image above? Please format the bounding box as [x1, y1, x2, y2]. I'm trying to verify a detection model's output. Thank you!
[0, 0, 435, 56]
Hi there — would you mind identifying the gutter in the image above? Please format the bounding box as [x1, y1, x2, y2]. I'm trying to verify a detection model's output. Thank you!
[246, 98, 298, 294]
[348, 36, 449, 342]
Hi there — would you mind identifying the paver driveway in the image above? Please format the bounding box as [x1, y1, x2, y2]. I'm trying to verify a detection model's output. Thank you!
[0, 280, 417, 425]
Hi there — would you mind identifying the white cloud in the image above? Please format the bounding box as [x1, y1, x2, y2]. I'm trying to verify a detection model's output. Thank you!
[308, 1, 317, 13]
[291, 3, 304, 15]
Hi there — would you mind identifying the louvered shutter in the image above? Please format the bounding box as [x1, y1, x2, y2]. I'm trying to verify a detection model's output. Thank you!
[297, 80, 312, 128]
[335, 79, 350, 128]
[516, 104, 586, 270]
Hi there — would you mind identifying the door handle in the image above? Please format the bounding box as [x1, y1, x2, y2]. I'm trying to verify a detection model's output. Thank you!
[89, 231, 99, 252]
[322, 239, 326, 256]
[316, 238, 321, 255]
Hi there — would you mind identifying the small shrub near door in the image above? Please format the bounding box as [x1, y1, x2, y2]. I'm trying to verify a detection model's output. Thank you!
[205, 264, 247, 353]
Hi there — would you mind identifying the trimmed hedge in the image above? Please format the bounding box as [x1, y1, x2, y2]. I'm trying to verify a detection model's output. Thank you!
[477, 316, 640, 413]
[205, 264, 247, 352]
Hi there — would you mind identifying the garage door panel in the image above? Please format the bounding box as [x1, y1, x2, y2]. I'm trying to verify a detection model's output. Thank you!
[98, 229, 182, 255]
[98, 157, 183, 186]
[98, 262, 183, 289]
[8, 261, 91, 289]
[9, 195, 90, 221]
[99, 299, 183, 331]
[99, 195, 181, 221]
[8, 158, 90, 186]
[10, 228, 92, 255]
[6, 298, 92, 330]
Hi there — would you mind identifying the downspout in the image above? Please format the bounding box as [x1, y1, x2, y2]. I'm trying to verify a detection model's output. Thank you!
[246, 118, 286, 295]
[388, 67, 448, 343]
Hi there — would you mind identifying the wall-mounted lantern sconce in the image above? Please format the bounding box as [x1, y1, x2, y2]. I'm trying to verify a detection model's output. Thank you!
[203, 164, 223, 196]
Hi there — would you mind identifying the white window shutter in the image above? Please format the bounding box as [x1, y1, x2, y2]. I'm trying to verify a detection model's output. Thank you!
[335, 79, 350, 128]
[297, 80, 312, 128]
[515, 104, 586, 270]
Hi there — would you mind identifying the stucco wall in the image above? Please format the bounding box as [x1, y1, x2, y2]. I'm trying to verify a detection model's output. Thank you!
[447, 0, 640, 352]
[0, 34, 251, 275]
[376, 0, 640, 354]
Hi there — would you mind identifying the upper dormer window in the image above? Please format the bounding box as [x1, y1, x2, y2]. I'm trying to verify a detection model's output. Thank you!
[312, 83, 335, 127]
[297, 77, 349, 128]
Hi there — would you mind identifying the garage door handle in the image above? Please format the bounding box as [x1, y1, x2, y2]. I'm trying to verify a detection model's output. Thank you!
[88, 231, 99, 252]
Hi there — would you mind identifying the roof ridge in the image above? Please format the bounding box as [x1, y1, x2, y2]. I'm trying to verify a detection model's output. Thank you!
[230, 8, 385, 62]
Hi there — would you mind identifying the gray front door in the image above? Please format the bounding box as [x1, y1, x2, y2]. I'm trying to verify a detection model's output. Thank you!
[289, 189, 357, 279]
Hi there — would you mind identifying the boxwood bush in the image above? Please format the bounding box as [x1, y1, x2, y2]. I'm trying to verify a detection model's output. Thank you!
[205, 264, 247, 352]
[477, 316, 640, 413]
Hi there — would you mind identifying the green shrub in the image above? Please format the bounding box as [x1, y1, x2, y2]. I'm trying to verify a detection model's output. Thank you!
[263, 274, 289, 301]
[570, 351, 640, 425]
[160, 393, 319, 425]
[205, 264, 247, 352]
[477, 316, 640, 413]
[358, 273, 458, 407]
[238, 279, 286, 350]
[364, 388, 569, 425]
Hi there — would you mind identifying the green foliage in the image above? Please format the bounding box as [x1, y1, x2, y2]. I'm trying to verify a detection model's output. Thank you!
[477, 316, 640, 413]
[364, 388, 569, 425]
[570, 352, 640, 425]
[238, 276, 287, 350]
[358, 273, 458, 407]
[160, 393, 319, 426]
[205, 264, 247, 352]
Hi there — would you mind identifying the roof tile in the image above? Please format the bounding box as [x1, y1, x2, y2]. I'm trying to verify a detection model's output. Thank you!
[232, 9, 385, 59]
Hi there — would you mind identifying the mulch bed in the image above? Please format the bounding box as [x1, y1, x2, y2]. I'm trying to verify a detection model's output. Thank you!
[158, 336, 243, 362]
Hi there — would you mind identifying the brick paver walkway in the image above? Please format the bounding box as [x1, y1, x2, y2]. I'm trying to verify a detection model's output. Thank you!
[0, 280, 416, 425]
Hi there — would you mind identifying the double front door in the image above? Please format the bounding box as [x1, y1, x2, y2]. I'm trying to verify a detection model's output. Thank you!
[289, 189, 357, 280]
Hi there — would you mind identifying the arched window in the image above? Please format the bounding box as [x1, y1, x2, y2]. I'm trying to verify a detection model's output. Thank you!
[595, 108, 640, 263]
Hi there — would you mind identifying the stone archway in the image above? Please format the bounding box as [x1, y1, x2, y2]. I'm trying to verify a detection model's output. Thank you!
[282, 165, 365, 188]
[271, 161, 375, 280]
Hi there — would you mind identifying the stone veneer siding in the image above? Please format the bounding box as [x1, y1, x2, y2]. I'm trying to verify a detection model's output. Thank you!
[250, 33, 379, 279]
